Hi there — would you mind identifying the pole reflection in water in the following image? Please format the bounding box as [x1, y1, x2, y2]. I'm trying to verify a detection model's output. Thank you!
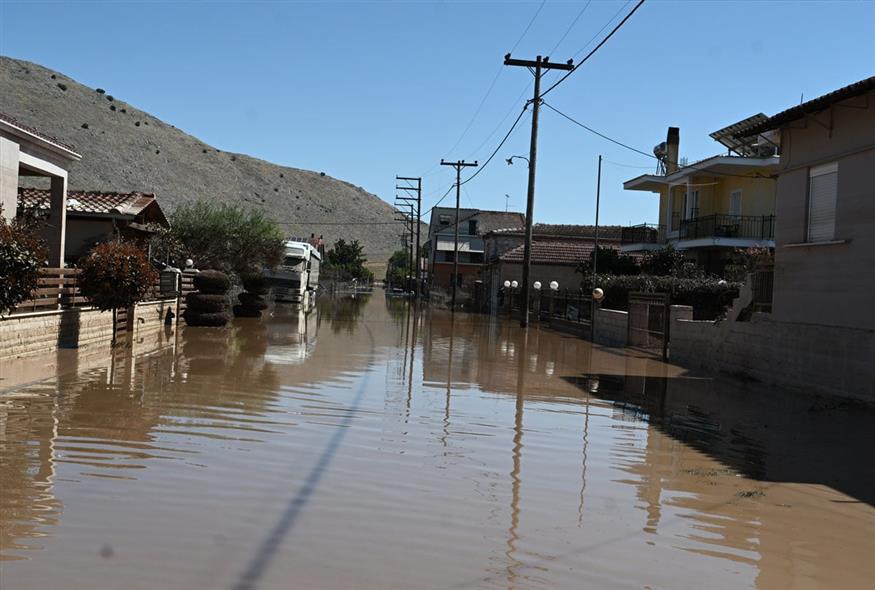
[1, 295, 874, 590]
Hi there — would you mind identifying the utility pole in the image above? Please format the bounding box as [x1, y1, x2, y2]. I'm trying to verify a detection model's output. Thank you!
[440, 159, 478, 311]
[396, 176, 422, 298]
[504, 54, 573, 327]
[394, 199, 416, 290]
[592, 155, 602, 335]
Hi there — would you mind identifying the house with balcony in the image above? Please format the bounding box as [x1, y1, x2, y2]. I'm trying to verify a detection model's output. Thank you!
[621, 124, 778, 274]
[423, 207, 525, 290]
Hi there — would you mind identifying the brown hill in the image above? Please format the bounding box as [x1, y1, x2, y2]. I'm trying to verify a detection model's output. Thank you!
[0, 56, 405, 267]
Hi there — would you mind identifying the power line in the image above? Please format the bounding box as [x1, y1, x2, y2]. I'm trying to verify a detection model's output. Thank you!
[460, 104, 529, 186]
[543, 101, 773, 179]
[540, 0, 646, 99]
[548, 0, 593, 56]
[509, 0, 547, 54]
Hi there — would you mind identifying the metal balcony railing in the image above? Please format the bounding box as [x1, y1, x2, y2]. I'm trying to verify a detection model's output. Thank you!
[620, 224, 664, 245]
[679, 214, 775, 241]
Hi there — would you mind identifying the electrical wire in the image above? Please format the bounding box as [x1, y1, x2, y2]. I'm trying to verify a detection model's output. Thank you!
[460, 104, 530, 186]
[548, 0, 593, 56]
[543, 101, 773, 179]
[540, 0, 646, 99]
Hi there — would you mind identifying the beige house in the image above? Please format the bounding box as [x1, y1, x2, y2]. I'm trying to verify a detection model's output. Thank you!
[737, 76, 875, 331]
[622, 124, 778, 274]
[1, 112, 81, 265]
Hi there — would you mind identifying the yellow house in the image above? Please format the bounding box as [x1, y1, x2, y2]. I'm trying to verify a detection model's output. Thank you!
[622, 119, 778, 272]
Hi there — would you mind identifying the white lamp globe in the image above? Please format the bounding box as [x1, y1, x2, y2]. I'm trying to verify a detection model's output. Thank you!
[503, 280, 511, 288]
[549, 281, 559, 291]
[511, 280, 519, 289]
[592, 287, 605, 301]
[533, 281, 542, 290]
[185, 258, 194, 268]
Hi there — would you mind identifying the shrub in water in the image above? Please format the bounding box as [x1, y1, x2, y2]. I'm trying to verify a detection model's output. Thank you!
[0, 211, 47, 314]
[193, 270, 231, 294]
[78, 241, 158, 312]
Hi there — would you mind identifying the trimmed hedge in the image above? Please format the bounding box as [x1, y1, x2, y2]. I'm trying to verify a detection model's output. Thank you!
[232, 305, 262, 318]
[238, 292, 268, 310]
[186, 292, 228, 313]
[193, 270, 231, 294]
[582, 274, 741, 320]
[241, 274, 269, 295]
[185, 311, 232, 327]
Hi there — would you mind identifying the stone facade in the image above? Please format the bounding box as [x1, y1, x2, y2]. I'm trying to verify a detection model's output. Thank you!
[0, 299, 177, 363]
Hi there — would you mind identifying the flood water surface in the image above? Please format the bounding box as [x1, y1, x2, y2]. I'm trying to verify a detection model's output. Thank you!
[2, 295, 874, 589]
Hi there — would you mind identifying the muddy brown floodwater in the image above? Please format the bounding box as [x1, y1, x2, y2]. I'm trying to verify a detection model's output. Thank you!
[2, 295, 874, 589]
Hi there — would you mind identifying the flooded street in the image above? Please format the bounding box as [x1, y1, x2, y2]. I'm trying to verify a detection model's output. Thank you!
[2, 295, 874, 589]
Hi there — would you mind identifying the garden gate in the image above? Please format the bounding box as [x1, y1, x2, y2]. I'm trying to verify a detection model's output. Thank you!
[627, 292, 670, 360]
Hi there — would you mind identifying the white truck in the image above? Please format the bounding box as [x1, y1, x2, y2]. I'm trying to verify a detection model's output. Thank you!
[264, 240, 322, 306]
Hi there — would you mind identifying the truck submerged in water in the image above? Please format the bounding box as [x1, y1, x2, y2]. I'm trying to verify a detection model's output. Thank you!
[264, 239, 322, 307]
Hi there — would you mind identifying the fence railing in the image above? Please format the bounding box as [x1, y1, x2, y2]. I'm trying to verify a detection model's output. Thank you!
[679, 214, 775, 241]
[620, 224, 664, 245]
[505, 288, 593, 323]
[7, 267, 179, 316]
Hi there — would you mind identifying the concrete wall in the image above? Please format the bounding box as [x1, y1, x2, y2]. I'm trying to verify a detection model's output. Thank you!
[593, 308, 628, 347]
[0, 299, 177, 363]
[771, 91, 875, 330]
[0, 136, 19, 219]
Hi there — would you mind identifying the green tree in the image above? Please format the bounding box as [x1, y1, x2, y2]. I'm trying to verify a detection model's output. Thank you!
[640, 245, 703, 279]
[167, 201, 285, 276]
[385, 249, 410, 287]
[0, 209, 47, 314]
[325, 239, 373, 280]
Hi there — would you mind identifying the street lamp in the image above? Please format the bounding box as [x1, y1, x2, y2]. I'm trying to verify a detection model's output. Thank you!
[511, 280, 518, 288]
[533, 281, 541, 290]
[550, 281, 559, 291]
[506, 155, 530, 166]
[504, 280, 511, 288]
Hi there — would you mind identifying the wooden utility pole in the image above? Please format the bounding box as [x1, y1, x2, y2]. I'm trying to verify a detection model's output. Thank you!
[504, 54, 573, 327]
[393, 199, 415, 290]
[396, 176, 422, 298]
[592, 155, 602, 335]
[440, 159, 478, 311]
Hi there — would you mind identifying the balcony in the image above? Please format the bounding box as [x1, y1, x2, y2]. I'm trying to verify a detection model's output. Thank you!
[679, 214, 775, 241]
[620, 224, 664, 246]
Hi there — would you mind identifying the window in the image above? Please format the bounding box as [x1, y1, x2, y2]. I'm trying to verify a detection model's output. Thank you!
[468, 219, 477, 235]
[729, 190, 742, 217]
[807, 162, 838, 242]
[439, 214, 451, 227]
[685, 190, 699, 219]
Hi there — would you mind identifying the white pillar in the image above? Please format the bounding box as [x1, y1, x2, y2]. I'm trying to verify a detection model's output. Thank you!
[0, 137, 19, 220]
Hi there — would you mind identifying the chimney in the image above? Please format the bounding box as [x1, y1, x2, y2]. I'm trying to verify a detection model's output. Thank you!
[665, 127, 680, 174]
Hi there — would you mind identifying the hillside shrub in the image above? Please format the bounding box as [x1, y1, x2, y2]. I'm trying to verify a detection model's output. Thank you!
[0, 211, 47, 314]
[78, 241, 158, 312]
[582, 274, 741, 320]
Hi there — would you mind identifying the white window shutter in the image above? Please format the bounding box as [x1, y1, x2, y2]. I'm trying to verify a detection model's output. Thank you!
[808, 163, 838, 242]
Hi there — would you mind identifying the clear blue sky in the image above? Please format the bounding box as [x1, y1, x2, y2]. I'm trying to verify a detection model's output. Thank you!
[2, 1, 873, 226]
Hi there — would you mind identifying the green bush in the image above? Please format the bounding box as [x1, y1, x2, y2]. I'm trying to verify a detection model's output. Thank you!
[78, 241, 158, 311]
[325, 239, 373, 281]
[583, 273, 741, 320]
[577, 246, 640, 276]
[167, 201, 285, 277]
[0, 211, 47, 314]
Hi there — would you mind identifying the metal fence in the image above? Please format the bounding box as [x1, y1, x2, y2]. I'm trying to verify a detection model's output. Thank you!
[679, 214, 775, 241]
[505, 288, 593, 323]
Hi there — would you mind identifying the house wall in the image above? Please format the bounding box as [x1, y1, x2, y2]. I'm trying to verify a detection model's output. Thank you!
[771, 93, 875, 330]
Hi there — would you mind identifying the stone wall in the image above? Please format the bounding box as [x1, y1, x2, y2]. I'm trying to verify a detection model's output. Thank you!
[0, 299, 177, 364]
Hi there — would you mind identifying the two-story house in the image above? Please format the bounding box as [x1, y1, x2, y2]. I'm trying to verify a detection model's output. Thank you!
[621, 124, 778, 274]
[424, 207, 525, 290]
[735, 76, 875, 331]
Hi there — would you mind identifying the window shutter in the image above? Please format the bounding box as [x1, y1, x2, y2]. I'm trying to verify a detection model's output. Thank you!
[808, 163, 838, 242]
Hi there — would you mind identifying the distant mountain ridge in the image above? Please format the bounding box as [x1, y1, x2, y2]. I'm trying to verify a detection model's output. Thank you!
[0, 56, 403, 265]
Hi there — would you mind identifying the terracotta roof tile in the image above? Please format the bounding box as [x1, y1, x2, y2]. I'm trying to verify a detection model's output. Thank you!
[0, 111, 78, 153]
[17, 187, 167, 226]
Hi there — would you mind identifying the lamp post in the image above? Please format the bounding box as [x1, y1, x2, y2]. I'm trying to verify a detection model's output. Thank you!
[533, 281, 541, 321]
[549, 281, 559, 319]
[503, 280, 511, 314]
